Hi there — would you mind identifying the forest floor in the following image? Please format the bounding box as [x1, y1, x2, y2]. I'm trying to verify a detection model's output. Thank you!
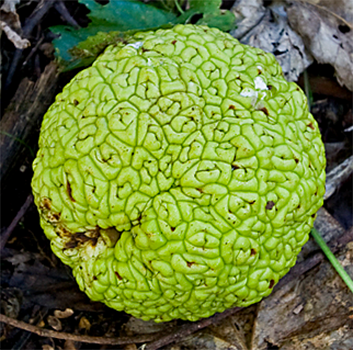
[0, 1, 352, 349]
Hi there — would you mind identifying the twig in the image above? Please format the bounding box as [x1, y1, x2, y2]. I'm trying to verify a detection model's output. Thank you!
[54, 1, 80, 29]
[143, 307, 243, 350]
[0, 314, 158, 345]
[0, 194, 33, 251]
[23, 0, 55, 37]
[4, 0, 54, 90]
[12, 308, 48, 350]
[23, 35, 44, 66]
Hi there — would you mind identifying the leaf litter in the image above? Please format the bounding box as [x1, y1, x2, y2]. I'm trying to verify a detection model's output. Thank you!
[230, 0, 353, 90]
[0, 0, 30, 49]
[0, 1, 352, 349]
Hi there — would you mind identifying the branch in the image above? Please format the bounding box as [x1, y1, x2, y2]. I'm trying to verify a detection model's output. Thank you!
[0, 313, 157, 345]
[144, 307, 243, 350]
[0, 194, 33, 251]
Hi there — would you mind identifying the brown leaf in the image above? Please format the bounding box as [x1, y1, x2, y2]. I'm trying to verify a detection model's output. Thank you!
[54, 308, 74, 319]
[64, 339, 79, 350]
[47, 315, 62, 331]
[1, 0, 20, 12]
[78, 316, 91, 332]
[286, 0, 353, 90]
[231, 0, 313, 81]
[0, 0, 30, 49]
[42, 345, 55, 350]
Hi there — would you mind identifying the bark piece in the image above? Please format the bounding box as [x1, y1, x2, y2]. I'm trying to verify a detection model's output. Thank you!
[0, 62, 59, 181]
[251, 218, 353, 350]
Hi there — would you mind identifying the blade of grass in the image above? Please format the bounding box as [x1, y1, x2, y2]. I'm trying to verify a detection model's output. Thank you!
[303, 69, 313, 110]
[174, 0, 184, 14]
[0, 130, 35, 158]
[311, 227, 353, 293]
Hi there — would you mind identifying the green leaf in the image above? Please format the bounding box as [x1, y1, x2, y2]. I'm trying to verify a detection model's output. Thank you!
[51, 0, 235, 71]
[80, 0, 176, 31]
[197, 10, 236, 32]
[51, 0, 177, 67]
[176, 0, 234, 29]
[188, 0, 222, 12]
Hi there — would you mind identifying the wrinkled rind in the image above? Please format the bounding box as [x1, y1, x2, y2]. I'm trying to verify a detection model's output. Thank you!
[32, 24, 326, 322]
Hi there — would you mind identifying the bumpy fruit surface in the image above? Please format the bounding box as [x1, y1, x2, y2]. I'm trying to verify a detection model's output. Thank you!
[32, 25, 326, 322]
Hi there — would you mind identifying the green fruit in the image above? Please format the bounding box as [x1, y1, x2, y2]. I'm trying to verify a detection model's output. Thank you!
[32, 24, 326, 322]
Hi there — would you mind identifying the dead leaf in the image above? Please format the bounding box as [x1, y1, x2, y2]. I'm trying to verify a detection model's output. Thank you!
[47, 315, 62, 331]
[123, 317, 173, 335]
[0, 288, 22, 319]
[208, 317, 248, 350]
[230, 0, 266, 38]
[301, 0, 353, 23]
[0, 21, 30, 49]
[64, 339, 78, 350]
[1, 0, 20, 13]
[231, 0, 353, 90]
[54, 308, 74, 319]
[124, 344, 138, 350]
[42, 345, 54, 350]
[178, 332, 241, 350]
[78, 316, 91, 332]
[0, 0, 30, 49]
[286, 0, 353, 90]
[231, 0, 313, 81]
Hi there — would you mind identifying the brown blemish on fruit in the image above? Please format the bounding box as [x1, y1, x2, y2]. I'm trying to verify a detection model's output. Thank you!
[187, 261, 195, 267]
[56, 225, 71, 238]
[115, 271, 123, 280]
[307, 122, 315, 130]
[250, 249, 256, 256]
[259, 107, 269, 116]
[269, 279, 275, 288]
[47, 211, 61, 223]
[41, 197, 52, 211]
[172, 40, 177, 45]
[266, 201, 275, 210]
[52, 212, 60, 220]
[229, 105, 236, 110]
[67, 181, 75, 202]
[64, 226, 101, 249]
[73, 99, 79, 106]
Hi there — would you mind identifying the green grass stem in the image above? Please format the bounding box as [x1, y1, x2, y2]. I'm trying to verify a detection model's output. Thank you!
[174, 0, 184, 14]
[311, 228, 353, 293]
